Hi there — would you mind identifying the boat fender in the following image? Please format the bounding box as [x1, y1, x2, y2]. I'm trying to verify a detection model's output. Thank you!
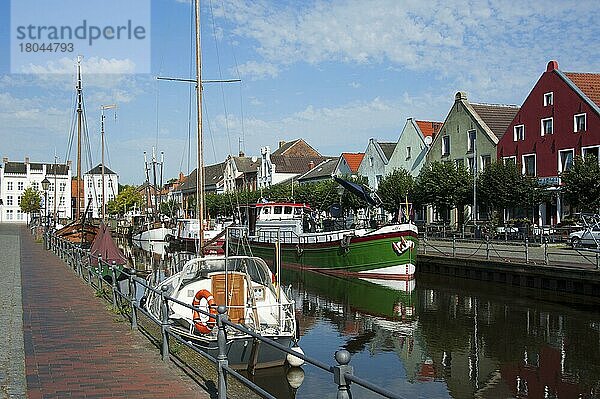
[192, 289, 217, 334]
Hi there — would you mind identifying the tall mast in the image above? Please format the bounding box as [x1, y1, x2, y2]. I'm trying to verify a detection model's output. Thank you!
[100, 104, 117, 222]
[195, 0, 204, 253]
[76, 56, 83, 219]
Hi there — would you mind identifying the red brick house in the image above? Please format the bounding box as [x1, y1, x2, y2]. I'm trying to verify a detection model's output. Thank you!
[497, 60, 600, 225]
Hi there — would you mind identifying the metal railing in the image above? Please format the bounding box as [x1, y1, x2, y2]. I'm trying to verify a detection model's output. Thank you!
[420, 232, 600, 269]
[46, 232, 405, 399]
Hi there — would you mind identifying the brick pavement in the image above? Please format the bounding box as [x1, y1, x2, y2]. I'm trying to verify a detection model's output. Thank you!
[18, 226, 210, 399]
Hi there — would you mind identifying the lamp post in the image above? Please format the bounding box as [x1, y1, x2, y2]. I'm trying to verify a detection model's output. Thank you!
[41, 177, 50, 249]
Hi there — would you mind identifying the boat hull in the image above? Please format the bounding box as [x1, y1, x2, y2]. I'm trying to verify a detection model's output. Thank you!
[234, 226, 417, 279]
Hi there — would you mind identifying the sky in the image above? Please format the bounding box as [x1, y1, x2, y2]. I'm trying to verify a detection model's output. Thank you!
[0, 0, 598, 184]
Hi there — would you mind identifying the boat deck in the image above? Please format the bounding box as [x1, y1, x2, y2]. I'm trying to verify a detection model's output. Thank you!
[0, 224, 209, 399]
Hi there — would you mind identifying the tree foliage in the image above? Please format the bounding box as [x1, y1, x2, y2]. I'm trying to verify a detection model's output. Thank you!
[159, 199, 180, 219]
[20, 187, 42, 216]
[377, 168, 414, 215]
[561, 155, 600, 213]
[106, 186, 143, 216]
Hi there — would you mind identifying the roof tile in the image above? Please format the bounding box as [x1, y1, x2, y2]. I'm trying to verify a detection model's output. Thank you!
[564, 72, 600, 107]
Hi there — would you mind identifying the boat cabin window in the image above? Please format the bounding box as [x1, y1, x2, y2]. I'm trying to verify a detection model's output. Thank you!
[294, 207, 303, 215]
[274, 206, 282, 215]
[262, 207, 270, 215]
[180, 257, 272, 288]
[284, 206, 293, 215]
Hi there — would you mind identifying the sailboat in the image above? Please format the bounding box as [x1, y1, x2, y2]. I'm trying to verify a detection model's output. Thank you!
[56, 56, 98, 247]
[145, 0, 298, 369]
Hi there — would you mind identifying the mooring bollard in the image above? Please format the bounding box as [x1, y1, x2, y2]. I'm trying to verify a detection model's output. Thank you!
[544, 237, 549, 265]
[111, 263, 118, 307]
[216, 305, 229, 399]
[160, 285, 170, 361]
[333, 349, 353, 399]
[452, 235, 456, 257]
[525, 237, 529, 264]
[129, 274, 138, 330]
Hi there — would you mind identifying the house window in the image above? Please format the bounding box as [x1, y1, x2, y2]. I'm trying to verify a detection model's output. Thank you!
[455, 159, 464, 169]
[558, 149, 574, 173]
[369, 156, 374, 167]
[7, 182, 13, 191]
[17, 196, 21, 206]
[481, 155, 492, 171]
[442, 136, 450, 156]
[544, 92, 553, 106]
[582, 146, 600, 162]
[97, 180, 102, 188]
[59, 197, 65, 206]
[274, 206, 282, 215]
[503, 156, 517, 166]
[522, 154, 536, 176]
[467, 157, 475, 173]
[108, 180, 113, 188]
[17, 182, 23, 190]
[513, 125, 525, 141]
[49, 183, 55, 191]
[16, 210, 23, 220]
[406, 146, 411, 159]
[467, 130, 476, 152]
[6, 210, 13, 220]
[541, 118, 553, 136]
[574, 113, 587, 132]
[6, 195, 13, 206]
[60, 182, 66, 192]
[88, 180, 93, 188]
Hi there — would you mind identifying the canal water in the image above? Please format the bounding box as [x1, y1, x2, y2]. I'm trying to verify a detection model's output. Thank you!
[125, 240, 600, 399]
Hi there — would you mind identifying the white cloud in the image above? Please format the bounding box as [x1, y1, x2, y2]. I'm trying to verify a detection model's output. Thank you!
[18, 57, 137, 75]
[233, 60, 279, 80]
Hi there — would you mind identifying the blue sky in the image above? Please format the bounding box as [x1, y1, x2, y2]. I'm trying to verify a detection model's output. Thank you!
[1, 0, 598, 184]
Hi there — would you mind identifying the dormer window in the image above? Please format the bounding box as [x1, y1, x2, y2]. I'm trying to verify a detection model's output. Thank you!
[541, 117, 553, 136]
[513, 125, 525, 141]
[574, 113, 587, 132]
[544, 92, 553, 106]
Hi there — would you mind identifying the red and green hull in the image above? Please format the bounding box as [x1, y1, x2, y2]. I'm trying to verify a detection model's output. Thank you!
[234, 228, 418, 280]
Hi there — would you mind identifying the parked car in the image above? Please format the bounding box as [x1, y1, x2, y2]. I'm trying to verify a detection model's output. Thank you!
[569, 225, 600, 248]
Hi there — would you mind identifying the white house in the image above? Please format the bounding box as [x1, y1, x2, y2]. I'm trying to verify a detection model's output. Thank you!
[356, 139, 397, 190]
[0, 157, 72, 224]
[83, 164, 118, 219]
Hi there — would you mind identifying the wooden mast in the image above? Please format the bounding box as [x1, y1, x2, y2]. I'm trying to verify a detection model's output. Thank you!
[76, 56, 83, 219]
[195, 0, 204, 254]
[99, 104, 116, 221]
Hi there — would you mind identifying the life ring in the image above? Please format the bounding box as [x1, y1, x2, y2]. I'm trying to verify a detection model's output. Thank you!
[192, 289, 217, 334]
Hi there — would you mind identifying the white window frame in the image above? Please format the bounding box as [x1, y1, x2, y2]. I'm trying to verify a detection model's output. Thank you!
[582, 145, 600, 163]
[544, 92, 553, 106]
[6, 195, 13, 206]
[541, 117, 553, 136]
[467, 129, 476, 152]
[480, 154, 492, 171]
[522, 153, 537, 177]
[513, 124, 525, 141]
[467, 157, 475, 173]
[7, 181, 13, 191]
[17, 181, 24, 191]
[441, 136, 450, 156]
[558, 148, 574, 174]
[574, 113, 587, 133]
[503, 156, 517, 165]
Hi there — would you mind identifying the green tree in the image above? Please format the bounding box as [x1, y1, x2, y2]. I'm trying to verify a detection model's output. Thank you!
[561, 155, 600, 213]
[20, 187, 42, 224]
[159, 199, 180, 219]
[106, 186, 144, 216]
[339, 175, 371, 213]
[377, 168, 414, 217]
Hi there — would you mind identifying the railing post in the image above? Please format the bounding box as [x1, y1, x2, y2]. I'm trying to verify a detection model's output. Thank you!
[87, 252, 93, 284]
[423, 230, 427, 255]
[333, 349, 353, 399]
[216, 304, 229, 399]
[544, 237, 549, 265]
[97, 255, 103, 290]
[160, 285, 170, 361]
[129, 274, 138, 330]
[596, 246, 599, 270]
[525, 237, 529, 264]
[452, 235, 456, 257]
[485, 236, 490, 260]
[111, 263, 118, 307]
[504, 224, 508, 241]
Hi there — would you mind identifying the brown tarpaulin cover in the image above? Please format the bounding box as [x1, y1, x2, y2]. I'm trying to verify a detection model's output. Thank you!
[90, 223, 127, 266]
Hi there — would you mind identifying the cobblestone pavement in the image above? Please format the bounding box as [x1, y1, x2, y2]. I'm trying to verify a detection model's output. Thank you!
[16, 226, 210, 399]
[0, 225, 27, 399]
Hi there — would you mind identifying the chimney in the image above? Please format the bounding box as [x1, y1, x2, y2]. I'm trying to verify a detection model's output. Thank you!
[546, 60, 559, 72]
[25, 156, 30, 164]
[308, 161, 315, 170]
[279, 140, 286, 148]
[2, 156, 7, 163]
[455, 91, 467, 101]
[239, 150, 245, 157]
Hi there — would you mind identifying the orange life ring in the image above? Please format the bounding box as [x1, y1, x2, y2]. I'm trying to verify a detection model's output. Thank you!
[192, 289, 217, 334]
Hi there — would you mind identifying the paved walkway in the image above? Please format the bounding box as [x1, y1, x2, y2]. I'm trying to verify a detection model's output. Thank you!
[1, 225, 209, 399]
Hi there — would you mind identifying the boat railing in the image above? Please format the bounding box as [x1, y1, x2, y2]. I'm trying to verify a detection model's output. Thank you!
[46, 231, 404, 399]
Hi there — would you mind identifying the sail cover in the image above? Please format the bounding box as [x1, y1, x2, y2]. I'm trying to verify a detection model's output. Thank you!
[332, 176, 379, 206]
[90, 223, 127, 266]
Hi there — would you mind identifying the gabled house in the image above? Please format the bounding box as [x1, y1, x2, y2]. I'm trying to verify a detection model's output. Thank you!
[427, 92, 519, 224]
[334, 152, 364, 178]
[297, 157, 338, 184]
[387, 118, 442, 177]
[497, 60, 600, 225]
[223, 153, 260, 193]
[177, 162, 225, 217]
[84, 164, 119, 219]
[258, 139, 324, 188]
[357, 139, 396, 190]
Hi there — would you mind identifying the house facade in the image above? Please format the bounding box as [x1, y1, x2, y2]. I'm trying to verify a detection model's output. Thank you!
[387, 118, 441, 177]
[497, 60, 600, 225]
[223, 154, 260, 193]
[83, 164, 118, 219]
[357, 139, 396, 190]
[334, 152, 364, 178]
[0, 157, 72, 224]
[427, 92, 519, 224]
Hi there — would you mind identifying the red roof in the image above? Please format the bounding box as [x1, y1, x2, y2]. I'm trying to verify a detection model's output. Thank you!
[341, 153, 364, 173]
[415, 120, 443, 138]
[565, 72, 600, 107]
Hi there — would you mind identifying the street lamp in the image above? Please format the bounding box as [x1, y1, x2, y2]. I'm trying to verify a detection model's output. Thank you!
[41, 177, 50, 249]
